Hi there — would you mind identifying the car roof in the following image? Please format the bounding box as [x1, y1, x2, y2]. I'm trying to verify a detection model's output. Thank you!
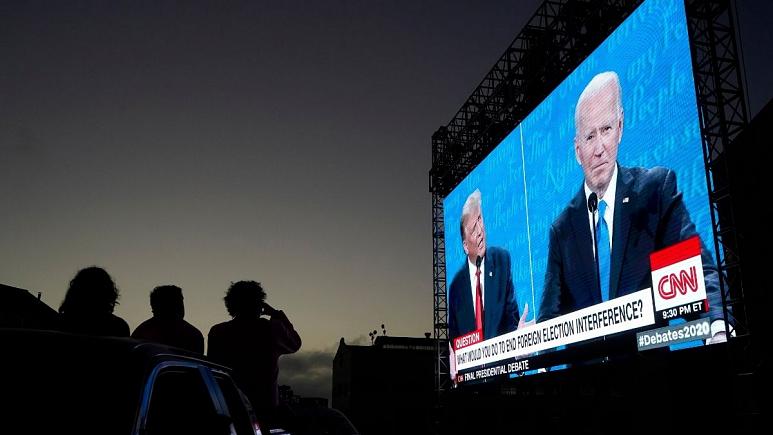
[0, 328, 228, 371]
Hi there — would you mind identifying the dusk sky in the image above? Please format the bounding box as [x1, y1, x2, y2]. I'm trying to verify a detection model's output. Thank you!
[2, 0, 770, 400]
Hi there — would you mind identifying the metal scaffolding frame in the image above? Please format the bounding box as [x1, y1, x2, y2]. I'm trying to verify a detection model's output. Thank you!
[686, 0, 749, 339]
[430, 0, 642, 394]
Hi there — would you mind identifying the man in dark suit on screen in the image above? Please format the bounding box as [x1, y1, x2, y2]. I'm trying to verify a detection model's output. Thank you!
[537, 71, 729, 343]
[448, 189, 530, 341]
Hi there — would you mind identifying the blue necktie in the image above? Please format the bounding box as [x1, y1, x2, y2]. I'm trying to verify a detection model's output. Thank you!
[597, 199, 611, 302]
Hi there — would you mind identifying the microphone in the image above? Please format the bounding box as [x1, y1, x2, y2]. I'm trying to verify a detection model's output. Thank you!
[588, 192, 601, 299]
[588, 192, 598, 214]
[475, 255, 482, 268]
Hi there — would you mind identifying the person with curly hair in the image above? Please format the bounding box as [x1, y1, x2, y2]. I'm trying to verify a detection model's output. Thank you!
[207, 280, 301, 414]
[58, 266, 130, 337]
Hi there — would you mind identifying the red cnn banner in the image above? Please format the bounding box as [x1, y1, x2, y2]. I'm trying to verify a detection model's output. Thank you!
[649, 236, 707, 312]
[453, 329, 482, 351]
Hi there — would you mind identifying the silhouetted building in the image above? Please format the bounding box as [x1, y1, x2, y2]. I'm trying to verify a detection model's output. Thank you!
[724, 98, 773, 344]
[278, 384, 295, 405]
[297, 397, 328, 408]
[332, 335, 437, 435]
[275, 384, 343, 433]
[721, 99, 772, 423]
[278, 384, 329, 408]
[0, 284, 58, 329]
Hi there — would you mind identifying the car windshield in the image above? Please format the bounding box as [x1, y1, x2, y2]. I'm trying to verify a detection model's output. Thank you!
[2, 331, 142, 435]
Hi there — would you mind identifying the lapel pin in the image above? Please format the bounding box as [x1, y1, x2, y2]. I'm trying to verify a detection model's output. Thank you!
[622, 197, 629, 203]
[489, 271, 493, 277]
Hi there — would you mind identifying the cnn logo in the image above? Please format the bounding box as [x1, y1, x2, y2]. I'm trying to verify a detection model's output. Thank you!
[658, 266, 699, 299]
[650, 237, 707, 312]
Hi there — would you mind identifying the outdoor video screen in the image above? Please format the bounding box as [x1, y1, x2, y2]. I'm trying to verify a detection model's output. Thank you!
[444, 0, 729, 386]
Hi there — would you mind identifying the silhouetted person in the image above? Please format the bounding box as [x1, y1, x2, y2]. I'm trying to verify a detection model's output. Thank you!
[58, 266, 130, 337]
[131, 285, 204, 353]
[207, 281, 301, 416]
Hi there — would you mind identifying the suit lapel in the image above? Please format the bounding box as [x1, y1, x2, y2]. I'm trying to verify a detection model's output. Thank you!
[483, 251, 496, 338]
[609, 166, 633, 299]
[458, 265, 475, 334]
[568, 188, 600, 302]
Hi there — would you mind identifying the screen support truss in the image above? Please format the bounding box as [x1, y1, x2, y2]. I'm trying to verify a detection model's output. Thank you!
[686, 0, 751, 379]
[687, 0, 749, 335]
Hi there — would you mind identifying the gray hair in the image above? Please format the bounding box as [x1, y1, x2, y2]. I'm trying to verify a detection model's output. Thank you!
[459, 189, 482, 240]
[574, 71, 622, 137]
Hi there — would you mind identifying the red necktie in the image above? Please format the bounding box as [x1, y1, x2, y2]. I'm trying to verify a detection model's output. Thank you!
[475, 267, 483, 333]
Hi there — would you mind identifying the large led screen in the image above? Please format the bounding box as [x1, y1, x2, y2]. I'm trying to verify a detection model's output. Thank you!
[444, 0, 730, 386]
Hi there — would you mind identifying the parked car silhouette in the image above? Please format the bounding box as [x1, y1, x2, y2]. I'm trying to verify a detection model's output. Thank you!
[1, 328, 264, 435]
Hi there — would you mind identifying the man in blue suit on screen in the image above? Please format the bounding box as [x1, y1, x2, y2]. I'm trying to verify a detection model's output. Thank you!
[448, 189, 530, 341]
[537, 71, 729, 343]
